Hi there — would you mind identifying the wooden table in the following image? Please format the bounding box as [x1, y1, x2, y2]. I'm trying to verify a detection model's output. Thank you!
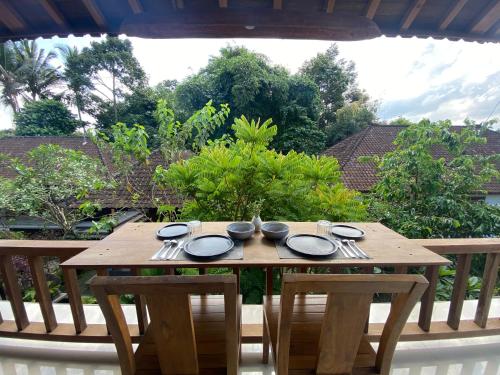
[60, 222, 450, 362]
[62, 221, 449, 270]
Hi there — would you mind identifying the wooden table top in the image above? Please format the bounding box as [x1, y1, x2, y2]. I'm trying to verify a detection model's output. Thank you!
[61, 222, 450, 269]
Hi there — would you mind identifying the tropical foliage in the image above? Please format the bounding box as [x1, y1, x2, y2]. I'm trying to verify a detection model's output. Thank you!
[14, 99, 80, 136]
[366, 120, 500, 238]
[0, 145, 110, 235]
[155, 116, 366, 222]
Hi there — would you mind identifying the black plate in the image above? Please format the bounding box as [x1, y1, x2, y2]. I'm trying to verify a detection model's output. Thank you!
[184, 235, 234, 257]
[156, 223, 189, 239]
[330, 225, 365, 239]
[286, 234, 338, 257]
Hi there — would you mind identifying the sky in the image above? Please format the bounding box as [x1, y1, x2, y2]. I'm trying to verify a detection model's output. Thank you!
[1, 35, 499, 130]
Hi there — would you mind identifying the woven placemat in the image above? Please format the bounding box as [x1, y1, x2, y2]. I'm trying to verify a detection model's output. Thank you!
[275, 236, 349, 260]
[173, 236, 244, 261]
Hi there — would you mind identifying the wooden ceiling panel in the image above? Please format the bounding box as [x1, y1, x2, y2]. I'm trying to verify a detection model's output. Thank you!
[0, 0, 497, 43]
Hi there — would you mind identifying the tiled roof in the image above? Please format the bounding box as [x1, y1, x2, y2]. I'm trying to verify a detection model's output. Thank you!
[0, 136, 183, 209]
[323, 125, 500, 194]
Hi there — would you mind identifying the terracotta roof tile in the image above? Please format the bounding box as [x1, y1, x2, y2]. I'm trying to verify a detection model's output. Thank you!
[323, 125, 500, 194]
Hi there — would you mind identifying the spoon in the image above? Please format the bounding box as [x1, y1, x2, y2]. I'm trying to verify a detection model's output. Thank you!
[151, 240, 172, 260]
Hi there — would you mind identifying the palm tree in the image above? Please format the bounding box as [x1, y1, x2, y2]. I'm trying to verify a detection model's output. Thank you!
[0, 42, 22, 112]
[13, 40, 61, 101]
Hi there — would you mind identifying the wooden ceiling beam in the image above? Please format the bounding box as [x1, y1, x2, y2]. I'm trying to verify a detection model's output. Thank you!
[0, 0, 26, 32]
[219, 0, 228, 8]
[470, 0, 500, 34]
[172, 0, 184, 9]
[81, 0, 107, 29]
[39, 0, 68, 28]
[439, 0, 468, 30]
[128, 0, 144, 14]
[400, 0, 427, 30]
[273, 0, 283, 10]
[365, 0, 381, 20]
[326, 0, 336, 14]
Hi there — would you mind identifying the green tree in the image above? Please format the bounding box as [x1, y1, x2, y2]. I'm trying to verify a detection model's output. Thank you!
[389, 117, 415, 126]
[0, 42, 22, 113]
[14, 99, 80, 136]
[175, 46, 323, 153]
[72, 37, 147, 123]
[0, 144, 110, 236]
[300, 44, 363, 129]
[13, 40, 61, 101]
[326, 101, 376, 145]
[95, 82, 176, 145]
[155, 115, 365, 222]
[367, 120, 500, 238]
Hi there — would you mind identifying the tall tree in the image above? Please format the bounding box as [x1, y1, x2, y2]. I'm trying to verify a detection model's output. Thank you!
[75, 37, 147, 123]
[58, 45, 91, 126]
[300, 44, 374, 146]
[175, 46, 323, 154]
[0, 42, 23, 113]
[13, 40, 61, 101]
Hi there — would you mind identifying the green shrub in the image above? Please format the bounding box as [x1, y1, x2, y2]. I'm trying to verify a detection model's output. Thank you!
[155, 116, 366, 222]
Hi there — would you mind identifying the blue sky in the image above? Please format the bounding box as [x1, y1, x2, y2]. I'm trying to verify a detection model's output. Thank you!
[1, 35, 499, 129]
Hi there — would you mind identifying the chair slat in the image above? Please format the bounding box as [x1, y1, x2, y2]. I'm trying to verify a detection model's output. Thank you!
[418, 265, 439, 332]
[27, 256, 57, 332]
[447, 253, 472, 330]
[0, 255, 29, 330]
[316, 293, 373, 374]
[474, 253, 500, 328]
[146, 294, 199, 374]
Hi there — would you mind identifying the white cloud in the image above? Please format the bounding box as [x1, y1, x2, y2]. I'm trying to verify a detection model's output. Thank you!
[1, 36, 499, 130]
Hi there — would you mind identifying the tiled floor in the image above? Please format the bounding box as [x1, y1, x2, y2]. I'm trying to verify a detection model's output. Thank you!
[0, 301, 498, 374]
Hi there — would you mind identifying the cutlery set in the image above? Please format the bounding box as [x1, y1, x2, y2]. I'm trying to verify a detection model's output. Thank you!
[151, 240, 185, 260]
[332, 238, 369, 259]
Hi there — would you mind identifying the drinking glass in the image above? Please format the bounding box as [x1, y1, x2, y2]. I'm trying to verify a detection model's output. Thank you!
[316, 220, 331, 237]
[188, 220, 202, 237]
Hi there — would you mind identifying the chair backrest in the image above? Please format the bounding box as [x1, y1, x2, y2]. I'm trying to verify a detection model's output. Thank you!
[277, 273, 428, 375]
[90, 274, 238, 375]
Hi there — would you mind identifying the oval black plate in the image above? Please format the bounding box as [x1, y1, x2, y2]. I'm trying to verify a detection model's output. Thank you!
[156, 223, 189, 240]
[330, 225, 365, 239]
[184, 235, 234, 257]
[286, 234, 338, 257]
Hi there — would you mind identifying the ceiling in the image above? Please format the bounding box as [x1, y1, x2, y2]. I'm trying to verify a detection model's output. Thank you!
[0, 0, 498, 43]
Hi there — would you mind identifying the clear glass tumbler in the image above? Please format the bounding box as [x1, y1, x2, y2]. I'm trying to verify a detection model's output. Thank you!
[316, 220, 331, 237]
[188, 220, 202, 237]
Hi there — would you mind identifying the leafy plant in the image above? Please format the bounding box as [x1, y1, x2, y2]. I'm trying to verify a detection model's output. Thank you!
[23, 280, 61, 302]
[366, 120, 500, 238]
[14, 99, 80, 136]
[435, 266, 483, 301]
[155, 115, 366, 222]
[0, 144, 111, 236]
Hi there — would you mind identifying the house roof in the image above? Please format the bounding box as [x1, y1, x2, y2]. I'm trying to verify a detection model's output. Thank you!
[0, 136, 183, 209]
[0, 0, 498, 43]
[323, 124, 500, 194]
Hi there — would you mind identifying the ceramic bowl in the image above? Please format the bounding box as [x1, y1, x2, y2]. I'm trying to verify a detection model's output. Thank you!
[261, 222, 289, 240]
[226, 222, 255, 240]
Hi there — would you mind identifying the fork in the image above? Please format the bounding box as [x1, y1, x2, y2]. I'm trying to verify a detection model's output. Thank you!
[332, 238, 356, 258]
[151, 240, 171, 260]
[348, 240, 369, 259]
[167, 240, 185, 260]
[341, 239, 368, 259]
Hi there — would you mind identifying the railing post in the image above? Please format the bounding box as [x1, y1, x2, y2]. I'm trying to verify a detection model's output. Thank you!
[418, 265, 439, 332]
[28, 256, 58, 332]
[266, 267, 273, 296]
[447, 253, 472, 330]
[474, 253, 500, 328]
[62, 267, 87, 333]
[0, 255, 29, 330]
[132, 268, 148, 334]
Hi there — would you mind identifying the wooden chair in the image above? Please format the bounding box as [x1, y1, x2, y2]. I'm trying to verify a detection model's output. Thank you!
[90, 274, 240, 375]
[263, 274, 428, 375]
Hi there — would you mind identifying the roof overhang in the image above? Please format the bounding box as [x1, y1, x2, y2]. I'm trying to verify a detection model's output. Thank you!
[0, 0, 498, 43]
